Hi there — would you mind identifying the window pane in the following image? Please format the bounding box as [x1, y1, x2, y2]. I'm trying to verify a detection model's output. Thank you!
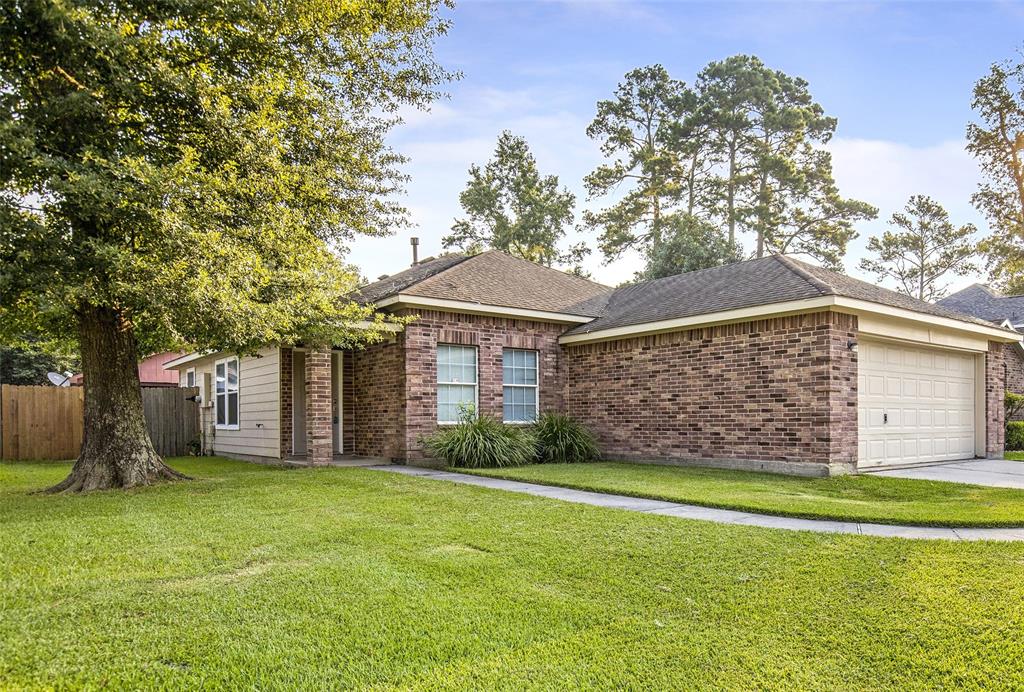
[227, 392, 238, 426]
[216, 363, 225, 393]
[217, 394, 226, 425]
[227, 359, 238, 391]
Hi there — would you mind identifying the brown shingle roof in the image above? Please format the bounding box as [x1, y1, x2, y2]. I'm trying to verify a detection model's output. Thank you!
[564, 254, 1008, 336]
[358, 250, 614, 317]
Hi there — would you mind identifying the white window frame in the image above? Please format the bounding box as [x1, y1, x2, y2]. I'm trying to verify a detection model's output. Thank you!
[215, 356, 240, 430]
[185, 367, 196, 389]
[503, 348, 539, 424]
[437, 344, 478, 424]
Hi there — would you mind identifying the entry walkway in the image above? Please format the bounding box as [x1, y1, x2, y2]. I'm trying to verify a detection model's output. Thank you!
[371, 465, 1024, 542]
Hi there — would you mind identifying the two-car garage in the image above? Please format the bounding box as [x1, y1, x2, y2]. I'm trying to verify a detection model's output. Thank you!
[857, 339, 979, 469]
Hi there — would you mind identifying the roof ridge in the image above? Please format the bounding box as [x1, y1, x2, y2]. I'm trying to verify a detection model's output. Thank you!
[773, 254, 833, 297]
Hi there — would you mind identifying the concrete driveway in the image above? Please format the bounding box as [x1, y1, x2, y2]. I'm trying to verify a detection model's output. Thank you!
[869, 459, 1024, 489]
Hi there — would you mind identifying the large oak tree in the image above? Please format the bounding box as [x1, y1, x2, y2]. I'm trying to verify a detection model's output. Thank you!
[0, 0, 452, 491]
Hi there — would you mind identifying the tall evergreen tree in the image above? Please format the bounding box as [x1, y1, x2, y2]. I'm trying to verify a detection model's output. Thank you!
[697, 55, 875, 269]
[968, 54, 1024, 292]
[1, 0, 452, 491]
[583, 65, 691, 259]
[443, 131, 583, 267]
[859, 196, 977, 301]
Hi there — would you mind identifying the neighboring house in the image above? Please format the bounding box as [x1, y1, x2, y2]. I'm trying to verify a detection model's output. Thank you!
[71, 350, 187, 387]
[165, 251, 1020, 476]
[939, 284, 1024, 416]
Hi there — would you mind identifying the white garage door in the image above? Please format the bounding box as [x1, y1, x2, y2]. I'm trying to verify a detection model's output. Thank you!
[858, 340, 977, 468]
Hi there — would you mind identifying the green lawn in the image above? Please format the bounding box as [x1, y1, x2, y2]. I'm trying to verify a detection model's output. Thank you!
[462, 461, 1024, 527]
[3, 458, 1024, 689]
[1006, 452, 1024, 461]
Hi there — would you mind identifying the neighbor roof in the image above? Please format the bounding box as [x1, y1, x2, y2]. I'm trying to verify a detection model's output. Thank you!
[357, 250, 614, 317]
[565, 254, 1004, 336]
[937, 284, 1024, 327]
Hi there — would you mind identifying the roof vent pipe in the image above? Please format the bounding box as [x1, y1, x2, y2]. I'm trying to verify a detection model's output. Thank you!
[410, 237, 419, 265]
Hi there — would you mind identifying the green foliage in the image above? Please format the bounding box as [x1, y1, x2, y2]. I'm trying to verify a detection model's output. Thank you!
[859, 195, 978, 301]
[583, 65, 693, 258]
[424, 414, 537, 469]
[444, 131, 585, 269]
[968, 54, 1024, 292]
[585, 57, 876, 269]
[0, 345, 78, 386]
[1008, 391, 1024, 420]
[638, 214, 744, 280]
[533, 413, 600, 463]
[1007, 421, 1024, 451]
[0, 0, 454, 355]
[696, 55, 875, 269]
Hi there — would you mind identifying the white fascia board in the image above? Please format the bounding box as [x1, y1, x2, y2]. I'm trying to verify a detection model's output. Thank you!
[162, 350, 217, 370]
[161, 320, 405, 371]
[830, 297, 1022, 343]
[558, 295, 1023, 345]
[375, 294, 594, 324]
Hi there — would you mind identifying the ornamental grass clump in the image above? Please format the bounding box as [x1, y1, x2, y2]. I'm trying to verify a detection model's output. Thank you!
[533, 412, 599, 463]
[425, 410, 537, 469]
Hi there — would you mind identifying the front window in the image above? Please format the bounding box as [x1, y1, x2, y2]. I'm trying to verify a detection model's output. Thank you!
[503, 348, 538, 423]
[437, 344, 477, 423]
[215, 357, 239, 429]
[185, 368, 196, 388]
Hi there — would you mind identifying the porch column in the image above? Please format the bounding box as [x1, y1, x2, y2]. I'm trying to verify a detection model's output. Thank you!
[305, 346, 333, 466]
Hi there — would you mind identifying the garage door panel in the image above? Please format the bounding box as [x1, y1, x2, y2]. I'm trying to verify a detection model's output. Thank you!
[858, 340, 977, 468]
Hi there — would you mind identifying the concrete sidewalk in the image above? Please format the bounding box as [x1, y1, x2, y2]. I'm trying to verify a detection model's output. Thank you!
[370, 465, 1024, 542]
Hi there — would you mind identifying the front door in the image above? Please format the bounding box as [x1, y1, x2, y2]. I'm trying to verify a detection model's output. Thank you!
[292, 350, 307, 457]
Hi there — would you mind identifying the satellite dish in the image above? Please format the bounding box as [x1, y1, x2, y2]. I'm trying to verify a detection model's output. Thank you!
[47, 372, 71, 387]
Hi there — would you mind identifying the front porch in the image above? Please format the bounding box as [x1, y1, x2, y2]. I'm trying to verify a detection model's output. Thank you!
[280, 347, 352, 465]
[279, 341, 407, 465]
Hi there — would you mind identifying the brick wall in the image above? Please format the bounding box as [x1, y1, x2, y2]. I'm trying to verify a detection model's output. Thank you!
[1004, 345, 1024, 421]
[987, 340, 1006, 456]
[305, 347, 333, 465]
[399, 309, 566, 462]
[563, 311, 859, 472]
[352, 337, 406, 459]
[280, 347, 293, 457]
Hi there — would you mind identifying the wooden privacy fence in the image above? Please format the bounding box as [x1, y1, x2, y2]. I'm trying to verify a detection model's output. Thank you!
[1, 385, 199, 460]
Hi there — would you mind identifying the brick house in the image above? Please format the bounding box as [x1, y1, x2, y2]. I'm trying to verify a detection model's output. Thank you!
[165, 251, 1021, 476]
[939, 284, 1024, 419]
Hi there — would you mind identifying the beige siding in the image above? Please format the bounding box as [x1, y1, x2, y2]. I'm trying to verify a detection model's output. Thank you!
[181, 347, 281, 460]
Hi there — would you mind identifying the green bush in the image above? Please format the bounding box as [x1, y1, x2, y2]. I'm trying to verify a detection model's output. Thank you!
[533, 412, 599, 463]
[425, 413, 537, 469]
[1007, 391, 1024, 420]
[1007, 421, 1024, 452]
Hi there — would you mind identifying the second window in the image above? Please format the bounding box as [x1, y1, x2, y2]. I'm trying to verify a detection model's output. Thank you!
[503, 348, 538, 423]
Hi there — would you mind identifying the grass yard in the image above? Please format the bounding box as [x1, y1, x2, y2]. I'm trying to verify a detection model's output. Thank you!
[462, 462, 1024, 527]
[3, 458, 1024, 689]
[1006, 452, 1024, 461]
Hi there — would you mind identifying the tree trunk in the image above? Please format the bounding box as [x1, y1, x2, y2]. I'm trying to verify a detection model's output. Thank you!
[46, 305, 189, 493]
[727, 144, 737, 245]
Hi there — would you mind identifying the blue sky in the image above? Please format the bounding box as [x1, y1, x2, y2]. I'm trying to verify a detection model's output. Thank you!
[349, 0, 1024, 291]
